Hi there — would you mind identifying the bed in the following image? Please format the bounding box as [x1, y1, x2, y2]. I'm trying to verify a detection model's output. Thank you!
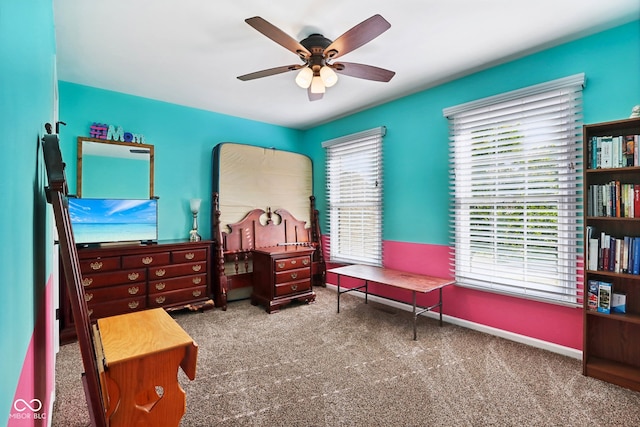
[211, 142, 326, 310]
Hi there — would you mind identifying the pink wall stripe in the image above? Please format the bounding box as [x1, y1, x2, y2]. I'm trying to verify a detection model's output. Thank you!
[327, 239, 583, 350]
[8, 275, 55, 426]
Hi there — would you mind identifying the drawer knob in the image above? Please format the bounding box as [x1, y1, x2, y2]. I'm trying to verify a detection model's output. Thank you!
[291, 272, 298, 279]
[185, 252, 195, 260]
[90, 261, 103, 270]
[155, 283, 166, 291]
[142, 256, 153, 265]
[85, 293, 93, 302]
[192, 277, 202, 285]
[128, 286, 140, 295]
[155, 296, 166, 304]
[155, 269, 166, 277]
[303, 258, 309, 266]
[128, 272, 140, 281]
[192, 290, 202, 297]
[291, 284, 298, 291]
[128, 301, 139, 309]
[278, 262, 285, 268]
[192, 264, 202, 272]
[82, 278, 93, 287]
[291, 260, 297, 265]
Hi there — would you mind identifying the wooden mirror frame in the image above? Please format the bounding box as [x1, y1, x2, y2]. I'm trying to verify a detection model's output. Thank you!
[77, 137, 155, 198]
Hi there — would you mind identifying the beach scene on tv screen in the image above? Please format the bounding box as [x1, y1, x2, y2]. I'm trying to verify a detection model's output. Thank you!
[69, 199, 157, 244]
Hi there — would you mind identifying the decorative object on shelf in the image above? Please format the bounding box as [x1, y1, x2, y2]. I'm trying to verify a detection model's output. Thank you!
[631, 105, 640, 118]
[189, 198, 202, 242]
[89, 122, 109, 139]
[612, 292, 627, 313]
[89, 122, 146, 143]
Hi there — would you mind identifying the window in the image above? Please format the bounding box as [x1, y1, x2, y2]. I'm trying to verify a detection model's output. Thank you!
[323, 127, 384, 266]
[444, 74, 585, 305]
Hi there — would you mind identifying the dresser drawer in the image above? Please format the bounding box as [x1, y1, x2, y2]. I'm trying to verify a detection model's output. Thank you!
[274, 267, 310, 284]
[149, 274, 207, 294]
[149, 261, 206, 280]
[122, 252, 171, 268]
[274, 279, 311, 297]
[80, 257, 121, 274]
[148, 285, 208, 308]
[81, 268, 147, 289]
[86, 296, 146, 320]
[172, 248, 207, 263]
[274, 255, 311, 272]
[84, 282, 146, 304]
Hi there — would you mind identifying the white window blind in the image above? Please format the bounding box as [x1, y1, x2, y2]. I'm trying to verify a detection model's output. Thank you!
[323, 127, 384, 266]
[444, 74, 585, 306]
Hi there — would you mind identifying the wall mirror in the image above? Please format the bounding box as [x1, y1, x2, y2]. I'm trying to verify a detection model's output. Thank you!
[77, 137, 155, 199]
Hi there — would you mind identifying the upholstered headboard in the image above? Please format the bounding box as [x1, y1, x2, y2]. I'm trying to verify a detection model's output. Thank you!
[212, 143, 313, 231]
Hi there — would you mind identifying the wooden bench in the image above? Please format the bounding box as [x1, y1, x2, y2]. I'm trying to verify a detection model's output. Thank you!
[329, 264, 454, 340]
[94, 308, 197, 426]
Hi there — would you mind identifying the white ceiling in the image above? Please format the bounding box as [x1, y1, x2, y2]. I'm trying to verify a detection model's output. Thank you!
[53, 1, 639, 130]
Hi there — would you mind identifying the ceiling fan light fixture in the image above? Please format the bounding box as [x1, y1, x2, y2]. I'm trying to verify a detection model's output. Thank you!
[295, 67, 313, 88]
[310, 76, 325, 94]
[319, 65, 338, 87]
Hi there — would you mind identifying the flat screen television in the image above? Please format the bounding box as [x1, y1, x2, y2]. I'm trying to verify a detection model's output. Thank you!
[68, 198, 158, 246]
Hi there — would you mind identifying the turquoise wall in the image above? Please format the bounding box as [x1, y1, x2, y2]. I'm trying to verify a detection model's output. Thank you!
[58, 83, 304, 241]
[0, 0, 56, 422]
[301, 20, 640, 247]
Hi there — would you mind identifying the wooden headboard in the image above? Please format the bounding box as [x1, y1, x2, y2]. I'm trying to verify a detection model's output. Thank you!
[210, 143, 325, 310]
[222, 207, 311, 251]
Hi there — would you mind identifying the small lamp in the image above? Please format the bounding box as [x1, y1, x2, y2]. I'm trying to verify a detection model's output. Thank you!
[310, 76, 326, 94]
[295, 67, 314, 89]
[189, 198, 202, 242]
[319, 65, 338, 87]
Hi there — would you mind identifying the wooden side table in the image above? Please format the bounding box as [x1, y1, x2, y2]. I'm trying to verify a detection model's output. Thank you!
[251, 245, 316, 313]
[95, 308, 198, 426]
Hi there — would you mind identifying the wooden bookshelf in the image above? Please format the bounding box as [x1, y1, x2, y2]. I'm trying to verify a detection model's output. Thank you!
[583, 117, 640, 392]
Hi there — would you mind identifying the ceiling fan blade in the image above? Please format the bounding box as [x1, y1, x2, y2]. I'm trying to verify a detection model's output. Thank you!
[324, 14, 391, 60]
[333, 62, 395, 82]
[237, 64, 302, 81]
[245, 17, 311, 59]
[307, 87, 323, 102]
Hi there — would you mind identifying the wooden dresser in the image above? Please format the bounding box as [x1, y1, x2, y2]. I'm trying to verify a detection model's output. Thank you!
[60, 240, 213, 343]
[251, 245, 316, 313]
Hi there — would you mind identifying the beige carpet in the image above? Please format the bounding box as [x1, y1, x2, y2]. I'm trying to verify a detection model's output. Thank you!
[53, 286, 640, 426]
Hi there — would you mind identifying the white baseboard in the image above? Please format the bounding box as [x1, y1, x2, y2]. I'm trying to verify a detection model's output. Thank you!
[326, 283, 582, 360]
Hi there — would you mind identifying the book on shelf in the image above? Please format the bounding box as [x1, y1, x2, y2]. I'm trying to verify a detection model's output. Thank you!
[587, 232, 640, 274]
[612, 292, 627, 314]
[588, 238, 599, 271]
[588, 133, 640, 169]
[588, 182, 640, 218]
[600, 232, 610, 271]
[614, 238, 622, 273]
[624, 135, 635, 167]
[587, 280, 599, 311]
[622, 236, 630, 274]
[600, 136, 613, 168]
[597, 282, 612, 314]
[629, 237, 640, 274]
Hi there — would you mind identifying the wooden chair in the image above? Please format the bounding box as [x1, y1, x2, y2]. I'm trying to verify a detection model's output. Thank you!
[43, 133, 197, 426]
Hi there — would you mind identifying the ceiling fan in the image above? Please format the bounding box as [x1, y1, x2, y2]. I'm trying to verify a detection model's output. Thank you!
[237, 14, 395, 101]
